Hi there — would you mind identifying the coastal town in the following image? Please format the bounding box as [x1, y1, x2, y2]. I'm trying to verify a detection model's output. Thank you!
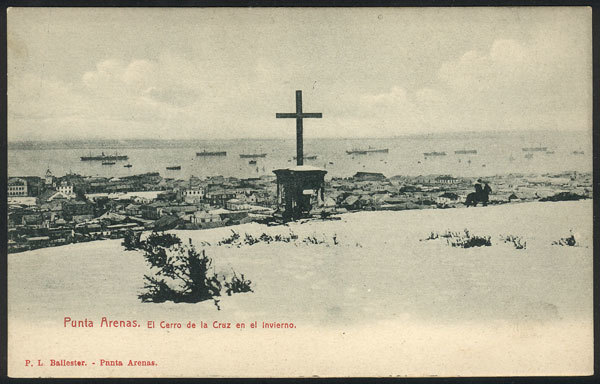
[7, 168, 592, 253]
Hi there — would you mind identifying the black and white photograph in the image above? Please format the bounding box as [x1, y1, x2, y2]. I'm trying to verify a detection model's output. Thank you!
[6, 6, 594, 377]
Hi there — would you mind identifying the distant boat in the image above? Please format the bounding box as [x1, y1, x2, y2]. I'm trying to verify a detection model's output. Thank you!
[240, 153, 267, 158]
[196, 150, 227, 156]
[525, 153, 534, 159]
[346, 148, 388, 155]
[102, 161, 116, 165]
[522, 146, 547, 152]
[454, 149, 477, 155]
[365, 148, 389, 154]
[123, 164, 132, 168]
[346, 149, 368, 155]
[81, 151, 128, 161]
[248, 160, 257, 165]
[166, 165, 181, 170]
[572, 150, 585, 155]
[423, 151, 447, 157]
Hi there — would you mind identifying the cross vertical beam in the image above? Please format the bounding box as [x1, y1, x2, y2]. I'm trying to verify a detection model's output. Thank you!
[276, 90, 322, 166]
[295, 90, 303, 166]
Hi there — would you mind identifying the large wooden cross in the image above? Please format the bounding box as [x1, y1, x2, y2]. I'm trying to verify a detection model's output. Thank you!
[276, 90, 322, 166]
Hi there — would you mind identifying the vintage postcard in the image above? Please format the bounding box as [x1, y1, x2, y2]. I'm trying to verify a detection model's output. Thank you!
[6, 7, 593, 378]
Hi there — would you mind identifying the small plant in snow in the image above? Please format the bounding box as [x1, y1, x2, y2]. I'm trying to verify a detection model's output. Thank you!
[501, 234, 527, 250]
[552, 231, 578, 247]
[224, 271, 253, 296]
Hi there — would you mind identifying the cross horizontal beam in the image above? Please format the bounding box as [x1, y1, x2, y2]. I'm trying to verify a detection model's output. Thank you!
[276, 113, 323, 119]
[276, 90, 322, 166]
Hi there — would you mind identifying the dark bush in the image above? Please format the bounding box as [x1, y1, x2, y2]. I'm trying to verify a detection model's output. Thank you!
[224, 271, 253, 296]
[218, 230, 240, 246]
[122, 230, 142, 251]
[217, 229, 339, 247]
[130, 233, 252, 308]
[423, 229, 491, 248]
[501, 235, 526, 249]
[540, 192, 587, 202]
[442, 229, 492, 248]
[458, 236, 492, 248]
[552, 233, 578, 247]
[142, 231, 181, 251]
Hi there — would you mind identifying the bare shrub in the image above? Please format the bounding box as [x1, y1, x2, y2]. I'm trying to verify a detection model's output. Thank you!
[129, 233, 251, 308]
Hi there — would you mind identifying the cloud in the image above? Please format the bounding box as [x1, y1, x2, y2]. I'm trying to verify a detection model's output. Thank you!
[9, 54, 213, 141]
[8, 30, 591, 141]
[437, 36, 589, 110]
[320, 34, 590, 136]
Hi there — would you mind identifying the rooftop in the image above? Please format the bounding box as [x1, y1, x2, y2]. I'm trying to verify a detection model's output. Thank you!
[274, 165, 326, 173]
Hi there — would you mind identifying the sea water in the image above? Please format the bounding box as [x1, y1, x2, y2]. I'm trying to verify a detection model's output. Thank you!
[8, 130, 592, 179]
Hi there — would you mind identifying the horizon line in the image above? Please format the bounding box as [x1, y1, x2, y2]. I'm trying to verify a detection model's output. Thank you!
[7, 128, 590, 144]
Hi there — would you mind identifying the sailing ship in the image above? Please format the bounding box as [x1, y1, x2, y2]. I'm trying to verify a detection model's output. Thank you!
[196, 150, 227, 156]
[123, 164, 133, 168]
[240, 153, 267, 158]
[423, 151, 447, 157]
[454, 149, 477, 155]
[572, 150, 585, 155]
[81, 151, 128, 161]
[248, 160, 257, 165]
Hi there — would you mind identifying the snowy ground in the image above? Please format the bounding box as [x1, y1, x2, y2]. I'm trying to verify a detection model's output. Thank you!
[8, 200, 593, 377]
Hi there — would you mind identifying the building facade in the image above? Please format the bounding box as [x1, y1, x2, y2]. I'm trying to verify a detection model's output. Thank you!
[8, 178, 28, 197]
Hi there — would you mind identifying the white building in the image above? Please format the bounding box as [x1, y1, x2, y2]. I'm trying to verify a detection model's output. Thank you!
[435, 175, 460, 184]
[182, 187, 204, 203]
[191, 211, 221, 224]
[226, 198, 250, 211]
[57, 180, 74, 196]
[436, 192, 462, 206]
[8, 178, 28, 197]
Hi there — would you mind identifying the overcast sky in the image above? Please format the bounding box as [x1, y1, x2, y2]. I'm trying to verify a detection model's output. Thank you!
[7, 7, 592, 141]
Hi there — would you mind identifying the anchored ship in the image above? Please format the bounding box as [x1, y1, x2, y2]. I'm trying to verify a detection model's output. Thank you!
[346, 148, 388, 155]
[522, 146, 547, 152]
[423, 151, 447, 157]
[196, 150, 227, 156]
[365, 148, 389, 154]
[81, 151, 128, 161]
[454, 149, 477, 155]
[166, 165, 181, 170]
[240, 153, 267, 158]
